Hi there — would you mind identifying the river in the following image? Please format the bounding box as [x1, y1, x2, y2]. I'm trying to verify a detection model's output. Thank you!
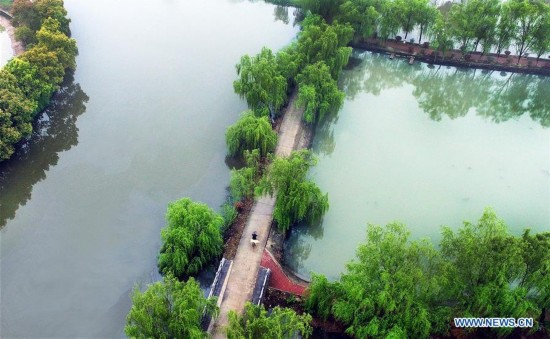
[0, 0, 297, 337]
[285, 51, 550, 281]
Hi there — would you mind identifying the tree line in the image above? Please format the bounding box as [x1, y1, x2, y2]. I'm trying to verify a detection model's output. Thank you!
[0, 0, 77, 162]
[290, 0, 550, 63]
[305, 208, 550, 338]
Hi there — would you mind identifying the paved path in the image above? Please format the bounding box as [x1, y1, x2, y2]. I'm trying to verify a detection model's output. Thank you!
[211, 92, 305, 337]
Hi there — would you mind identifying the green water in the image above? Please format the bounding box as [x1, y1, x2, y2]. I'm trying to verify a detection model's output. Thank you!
[285, 51, 550, 281]
[0, 0, 297, 336]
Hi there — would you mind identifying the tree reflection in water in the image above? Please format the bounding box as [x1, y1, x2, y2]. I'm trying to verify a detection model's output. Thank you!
[0, 72, 89, 229]
[341, 51, 550, 127]
[291, 52, 548, 269]
[283, 219, 326, 277]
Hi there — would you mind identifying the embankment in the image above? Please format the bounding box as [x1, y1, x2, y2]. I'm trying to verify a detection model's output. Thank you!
[352, 38, 550, 77]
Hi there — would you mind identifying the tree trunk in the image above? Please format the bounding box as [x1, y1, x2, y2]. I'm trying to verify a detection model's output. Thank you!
[404, 15, 412, 40]
[517, 42, 525, 65]
[419, 25, 424, 44]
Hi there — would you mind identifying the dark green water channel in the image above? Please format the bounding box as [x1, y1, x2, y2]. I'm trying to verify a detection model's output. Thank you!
[0, 0, 297, 336]
[285, 51, 550, 281]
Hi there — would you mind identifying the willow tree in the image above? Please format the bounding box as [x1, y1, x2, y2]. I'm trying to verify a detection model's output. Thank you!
[227, 303, 313, 339]
[125, 274, 218, 339]
[296, 61, 344, 124]
[233, 47, 287, 117]
[295, 0, 344, 22]
[158, 198, 224, 278]
[337, 0, 381, 40]
[229, 149, 261, 202]
[296, 15, 353, 78]
[226, 110, 277, 157]
[440, 209, 544, 336]
[378, 0, 402, 39]
[306, 223, 451, 338]
[257, 150, 329, 232]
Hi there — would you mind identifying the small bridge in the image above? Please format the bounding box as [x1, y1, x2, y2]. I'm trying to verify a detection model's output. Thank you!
[0, 9, 13, 20]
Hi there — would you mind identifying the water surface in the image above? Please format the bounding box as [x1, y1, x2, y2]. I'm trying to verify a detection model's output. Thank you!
[0, 0, 297, 336]
[285, 52, 550, 280]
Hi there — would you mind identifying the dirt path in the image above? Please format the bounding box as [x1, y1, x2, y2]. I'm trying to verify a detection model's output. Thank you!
[211, 92, 305, 337]
[0, 15, 24, 57]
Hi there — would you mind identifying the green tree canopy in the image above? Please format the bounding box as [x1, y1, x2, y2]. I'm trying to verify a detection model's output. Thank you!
[35, 17, 78, 70]
[233, 47, 287, 117]
[429, 15, 454, 60]
[296, 15, 353, 78]
[296, 61, 344, 124]
[13, 0, 71, 35]
[0, 0, 75, 163]
[34, 0, 71, 34]
[158, 198, 224, 278]
[307, 222, 450, 338]
[518, 229, 550, 310]
[494, 2, 518, 55]
[226, 302, 313, 339]
[532, 7, 550, 61]
[336, 0, 381, 40]
[20, 45, 65, 86]
[440, 209, 545, 335]
[378, 0, 402, 39]
[229, 149, 261, 202]
[508, 0, 549, 62]
[125, 274, 218, 339]
[415, 0, 440, 44]
[257, 150, 329, 232]
[393, 0, 428, 40]
[225, 110, 277, 157]
[3, 57, 56, 110]
[275, 44, 303, 87]
[296, 0, 344, 22]
[305, 210, 549, 337]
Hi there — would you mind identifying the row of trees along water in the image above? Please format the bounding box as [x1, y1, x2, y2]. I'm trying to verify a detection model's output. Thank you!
[0, 0, 77, 162]
[281, 0, 550, 63]
[305, 209, 550, 338]
[125, 12, 358, 339]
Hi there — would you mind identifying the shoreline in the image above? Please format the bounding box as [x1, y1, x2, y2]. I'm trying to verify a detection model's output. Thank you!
[352, 38, 550, 77]
[0, 14, 24, 57]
